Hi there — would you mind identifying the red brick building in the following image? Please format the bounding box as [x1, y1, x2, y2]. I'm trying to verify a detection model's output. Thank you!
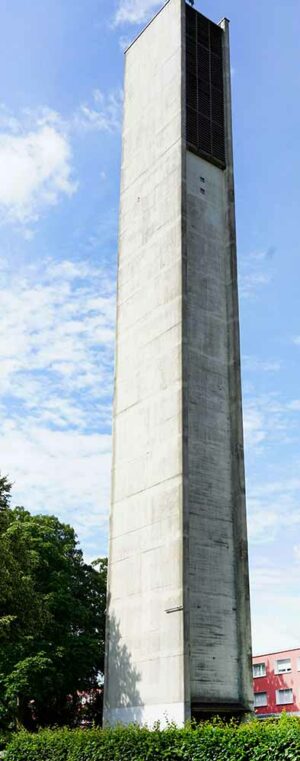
[253, 648, 300, 717]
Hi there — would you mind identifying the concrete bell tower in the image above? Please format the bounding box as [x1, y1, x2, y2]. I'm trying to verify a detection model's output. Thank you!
[104, 0, 253, 726]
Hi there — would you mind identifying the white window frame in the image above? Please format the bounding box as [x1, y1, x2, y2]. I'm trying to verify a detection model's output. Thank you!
[276, 688, 293, 705]
[253, 662, 266, 678]
[276, 658, 291, 674]
[254, 692, 268, 708]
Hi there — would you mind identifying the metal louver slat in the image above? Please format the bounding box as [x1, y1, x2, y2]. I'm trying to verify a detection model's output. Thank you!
[211, 87, 224, 125]
[185, 4, 226, 168]
[209, 24, 223, 56]
[210, 53, 223, 89]
[187, 108, 198, 147]
[198, 88, 210, 119]
[187, 75, 198, 111]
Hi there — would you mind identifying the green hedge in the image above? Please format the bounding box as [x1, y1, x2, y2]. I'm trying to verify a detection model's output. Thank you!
[6, 715, 300, 761]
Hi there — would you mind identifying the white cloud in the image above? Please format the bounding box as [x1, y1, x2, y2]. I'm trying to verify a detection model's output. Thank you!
[250, 560, 300, 654]
[249, 246, 276, 262]
[114, 0, 162, 26]
[239, 246, 275, 299]
[248, 499, 300, 543]
[239, 271, 272, 299]
[0, 93, 122, 229]
[74, 89, 123, 133]
[287, 400, 300, 411]
[243, 407, 267, 448]
[242, 389, 300, 549]
[0, 122, 76, 224]
[1, 420, 111, 554]
[0, 257, 116, 556]
[243, 355, 281, 373]
[243, 390, 300, 457]
[119, 35, 132, 51]
[243, 393, 289, 452]
[0, 257, 115, 409]
[251, 477, 300, 498]
[247, 476, 300, 543]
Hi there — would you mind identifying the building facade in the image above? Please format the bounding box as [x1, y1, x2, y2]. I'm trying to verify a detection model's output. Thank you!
[253, 649, 300, 718]
[104, 0, 253, 727]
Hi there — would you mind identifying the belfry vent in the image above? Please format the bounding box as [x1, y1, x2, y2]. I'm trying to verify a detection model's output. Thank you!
[186, 4, 226, 167]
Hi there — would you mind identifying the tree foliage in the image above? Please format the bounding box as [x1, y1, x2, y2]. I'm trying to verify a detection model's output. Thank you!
[0, 475, 107, 729]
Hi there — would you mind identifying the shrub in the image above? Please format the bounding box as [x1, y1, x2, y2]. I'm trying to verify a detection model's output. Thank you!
[5, 715, 300, 761]
[0, 730, 11, 750]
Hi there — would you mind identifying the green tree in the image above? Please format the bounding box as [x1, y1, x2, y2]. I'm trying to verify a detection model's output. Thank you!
[0, 475, 107, 729]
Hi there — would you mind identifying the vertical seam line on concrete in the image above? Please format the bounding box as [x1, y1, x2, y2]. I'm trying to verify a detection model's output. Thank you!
[181, 0, 191, 723]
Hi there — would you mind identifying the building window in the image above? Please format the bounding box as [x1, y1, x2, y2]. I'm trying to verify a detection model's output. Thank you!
[254, 692, 267, 708]
[297, 657, 300, 672]
[276, 658, 291, 674]
[253, 662, 266, 678]
[276, 689, 293, 705]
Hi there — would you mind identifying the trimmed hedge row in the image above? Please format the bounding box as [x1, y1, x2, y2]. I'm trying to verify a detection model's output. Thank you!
[6, 715, 300, 761]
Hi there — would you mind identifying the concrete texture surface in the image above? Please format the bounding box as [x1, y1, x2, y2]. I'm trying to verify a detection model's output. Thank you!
[104, 0, 186, 727]
[104, 0, 253, 727]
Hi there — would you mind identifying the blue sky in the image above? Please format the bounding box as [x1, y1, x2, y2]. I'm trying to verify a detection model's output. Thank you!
[0, 0, 299, 656]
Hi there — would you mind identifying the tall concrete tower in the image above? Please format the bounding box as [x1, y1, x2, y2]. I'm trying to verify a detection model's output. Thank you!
[104, 0, 253, 726]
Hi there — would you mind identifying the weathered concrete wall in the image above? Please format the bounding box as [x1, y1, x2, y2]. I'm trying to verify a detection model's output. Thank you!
[183, 18, 252, 713]
[185, 150, 240, 703]
[104, 2, 253, 726]
[104, 0, 187, 727]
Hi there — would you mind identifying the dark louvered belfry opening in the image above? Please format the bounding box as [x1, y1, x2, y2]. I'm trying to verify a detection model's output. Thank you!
[186, 4, 226, 167]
